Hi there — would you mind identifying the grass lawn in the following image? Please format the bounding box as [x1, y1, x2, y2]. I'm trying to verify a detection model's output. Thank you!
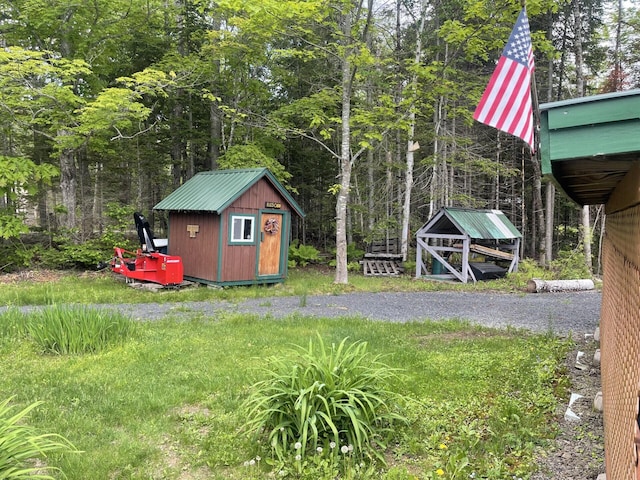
[1, 302, 571, 479]
[0, 265, 542, 307]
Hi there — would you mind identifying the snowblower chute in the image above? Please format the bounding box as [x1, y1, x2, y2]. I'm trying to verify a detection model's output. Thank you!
[111, 213, 183, 286]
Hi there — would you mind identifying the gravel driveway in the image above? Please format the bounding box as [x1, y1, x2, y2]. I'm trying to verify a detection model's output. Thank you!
[108, 290, 601, 337]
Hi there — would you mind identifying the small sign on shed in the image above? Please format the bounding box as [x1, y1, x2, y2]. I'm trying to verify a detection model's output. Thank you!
[154, 168, 305, 286]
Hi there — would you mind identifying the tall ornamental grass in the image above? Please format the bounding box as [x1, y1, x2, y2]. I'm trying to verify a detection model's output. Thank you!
[242, 335, 407, 472]
[26, 305, 135, 354]
[0, 398, 77, 479]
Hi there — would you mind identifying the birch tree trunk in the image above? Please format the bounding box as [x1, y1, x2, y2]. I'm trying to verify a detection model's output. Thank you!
[334, 6, 354, 285]
[401, 0, 427, 262]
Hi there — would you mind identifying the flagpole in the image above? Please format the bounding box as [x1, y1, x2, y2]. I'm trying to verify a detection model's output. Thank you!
[522, 0, 540, 156]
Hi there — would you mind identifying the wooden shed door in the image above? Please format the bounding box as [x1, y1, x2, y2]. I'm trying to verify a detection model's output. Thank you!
[258, 213, 283, 276]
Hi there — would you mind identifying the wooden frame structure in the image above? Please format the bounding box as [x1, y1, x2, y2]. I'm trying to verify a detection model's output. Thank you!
[415, 207, 521, 283]
[362, 238, 403, 276]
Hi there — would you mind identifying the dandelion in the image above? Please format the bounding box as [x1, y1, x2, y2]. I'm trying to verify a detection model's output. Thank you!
[294, 442, 302, 450]
[436, 468, 445, 476]
[316, 447, 323, 454]
[439, 443, 448, 450]
[330, 441, 336, 449]
[295, 454, 302, 461]
[249, 459, 256, 466]
[348, 444, 353, 452]
[243, 461, 250, 467]
[255, 456, 261, 462]
[280, 427, 285, 431]
[341, 445, 349, 454]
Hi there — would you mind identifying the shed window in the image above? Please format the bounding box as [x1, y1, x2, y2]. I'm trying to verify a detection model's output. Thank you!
[230, 215, 255, 243]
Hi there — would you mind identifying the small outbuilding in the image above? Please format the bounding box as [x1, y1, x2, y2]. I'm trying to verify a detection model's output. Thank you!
[154, 168, 305, 286]
[415, 207, 521, 283]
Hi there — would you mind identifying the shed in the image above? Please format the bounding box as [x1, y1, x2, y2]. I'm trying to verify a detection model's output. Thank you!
[415, 207, 521, 283]
[539, 90, 640, 478]
[154, 168, 305, 286]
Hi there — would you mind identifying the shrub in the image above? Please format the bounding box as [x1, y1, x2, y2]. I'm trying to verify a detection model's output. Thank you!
[288, 240, 321, 267]
[0, 397, 77, 479]
[550, 248, 592, 279]
[241, 336, 407, 475]
[26, 305, 135, 354]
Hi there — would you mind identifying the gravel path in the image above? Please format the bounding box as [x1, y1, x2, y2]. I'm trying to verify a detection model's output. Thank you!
[102, 290, 602, 337]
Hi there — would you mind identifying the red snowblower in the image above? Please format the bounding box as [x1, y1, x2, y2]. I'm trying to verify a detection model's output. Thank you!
[110, 212, 184, 286]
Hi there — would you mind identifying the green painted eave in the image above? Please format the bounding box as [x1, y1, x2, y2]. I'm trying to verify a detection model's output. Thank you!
[154, 168, 305, 217]
[421, 207, 521, 240]
[539, 89, 640, 205]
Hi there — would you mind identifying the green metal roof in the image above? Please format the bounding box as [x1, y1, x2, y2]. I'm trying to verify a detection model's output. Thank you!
[419, 207, 521, 240]
[539, 89, 640, 205]
[153, 168, 305, 217]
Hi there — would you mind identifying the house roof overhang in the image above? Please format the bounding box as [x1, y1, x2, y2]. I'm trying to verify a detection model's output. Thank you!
[539, 89, 640, 206]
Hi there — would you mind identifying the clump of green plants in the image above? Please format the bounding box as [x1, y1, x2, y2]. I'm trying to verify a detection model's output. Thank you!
[35, 203, 138, 270]
[0, 397, 77, 479]
[241, 335, 407, 477]
[550, 248, 592, 279]
[25, 305, 135, 354]
[288, 240, 321, 267]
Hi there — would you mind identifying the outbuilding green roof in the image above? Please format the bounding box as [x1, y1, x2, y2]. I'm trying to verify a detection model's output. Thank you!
[418, 207, 521, 240]
[154, 168, 305, 217]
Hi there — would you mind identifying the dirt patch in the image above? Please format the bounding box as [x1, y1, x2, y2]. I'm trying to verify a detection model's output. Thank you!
[0, 269, 68, 284]
[532, 336, 605, 479]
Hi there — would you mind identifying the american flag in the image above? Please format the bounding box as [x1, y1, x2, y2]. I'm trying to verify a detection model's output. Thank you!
[473, 8, 535, 150]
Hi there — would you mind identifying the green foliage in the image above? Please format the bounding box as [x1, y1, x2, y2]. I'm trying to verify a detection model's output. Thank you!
[329, 243, 365, 268]
[550, 248, 592, 279]
[0, 156, 58, 241]
[24, 305, 135, 355]
[0, 397, 76, 479]
[218, 143, 296, 192]
[37, 240, 111, 270]
[36, 204, 137, 270]
[241, 335, 407, 474]
[288, 240, 321, 267]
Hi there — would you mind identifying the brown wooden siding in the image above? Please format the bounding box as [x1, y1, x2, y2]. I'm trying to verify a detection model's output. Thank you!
[219, 181, 289, 282]
[168, 212, 219, 282]
[166, 178, 292, 284]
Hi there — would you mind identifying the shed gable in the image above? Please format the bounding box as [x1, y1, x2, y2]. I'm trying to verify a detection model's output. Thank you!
[154, 168, 304, 217]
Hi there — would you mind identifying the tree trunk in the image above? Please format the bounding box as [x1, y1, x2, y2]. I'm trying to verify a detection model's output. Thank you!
[530, 147, 545, 263]
[58, 133, 77, 234]
[573, 0, 592, 274]
[334, 7, 354, 285]
[544, 19, 555, 266]
[545, 182, 555, 265]
[401, 0, 427, 262]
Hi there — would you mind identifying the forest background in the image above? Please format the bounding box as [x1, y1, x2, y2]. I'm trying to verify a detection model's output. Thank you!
[0, 0, 638, 284]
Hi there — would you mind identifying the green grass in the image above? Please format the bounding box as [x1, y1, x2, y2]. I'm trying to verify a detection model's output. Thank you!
[0, 311, 572, 479]
[0, 267, 535, 307]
